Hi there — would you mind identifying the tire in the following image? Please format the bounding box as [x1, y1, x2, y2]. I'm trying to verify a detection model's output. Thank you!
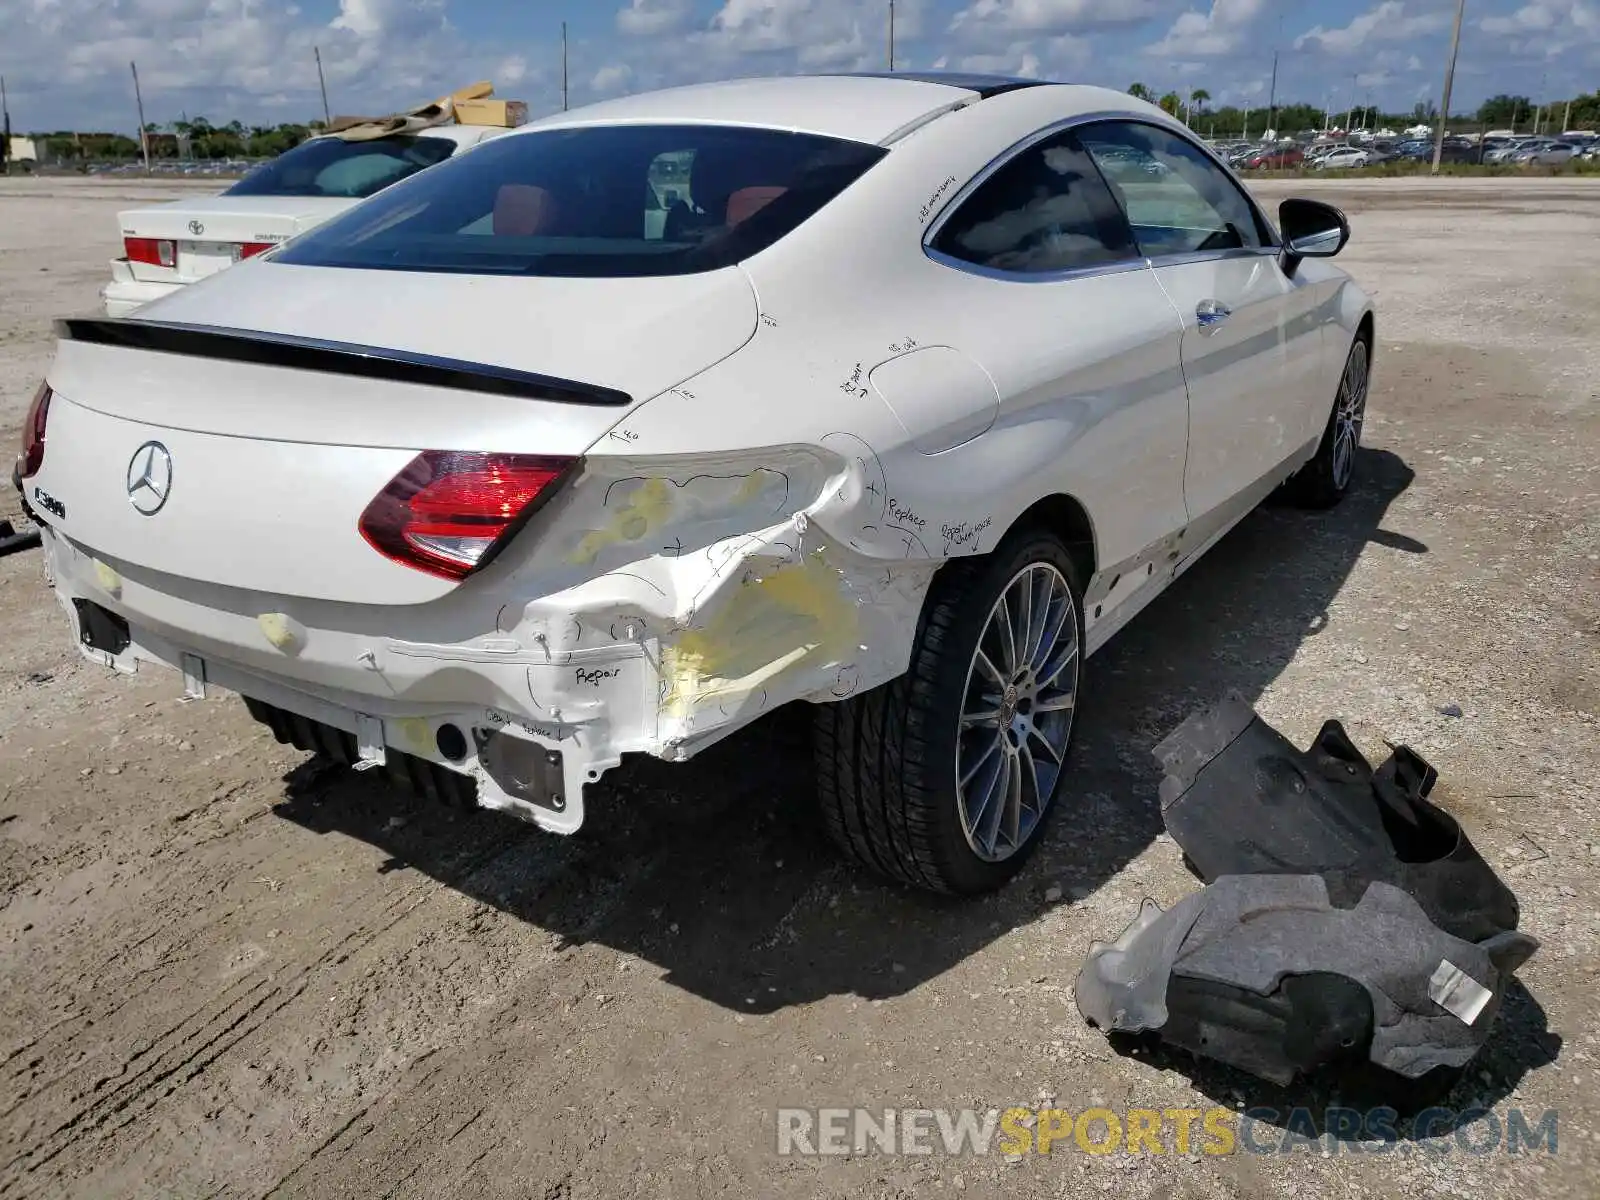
[1282, 333, 1371, 509]
[815, 528, 1085, 895]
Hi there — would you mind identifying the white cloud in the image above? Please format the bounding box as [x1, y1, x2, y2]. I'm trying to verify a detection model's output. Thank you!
[1481, 0, 1597, 40]
[1295, 2, 1450, 56]
[2, 0, 533, 132]
[590, 63, 635, 94]
[1482, 3, 1561, 33]
[497, 55, 529, 87]
[694, 0, 882, 67]
[950, 0, 1173, 35]
[1146, 0, 1268, 57]
[616, 0, 694, 38]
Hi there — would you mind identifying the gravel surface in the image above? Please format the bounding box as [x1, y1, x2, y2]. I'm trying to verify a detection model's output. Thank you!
[1, 175, 1597, 1198]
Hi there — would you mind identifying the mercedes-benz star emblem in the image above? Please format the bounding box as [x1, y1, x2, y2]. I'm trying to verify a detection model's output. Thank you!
[127, 441, 173, 516]
[188, 219, 205, 236]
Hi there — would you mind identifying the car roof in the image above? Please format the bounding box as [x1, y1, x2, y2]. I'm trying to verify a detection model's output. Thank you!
[514, 72, 1069, 146]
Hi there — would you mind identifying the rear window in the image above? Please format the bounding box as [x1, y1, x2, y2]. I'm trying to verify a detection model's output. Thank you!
[270, 124, 887, 278]
[224, 135, 457, 199]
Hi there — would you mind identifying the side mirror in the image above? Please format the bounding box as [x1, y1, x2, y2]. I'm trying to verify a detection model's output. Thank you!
[1278, 198, 1350, 276]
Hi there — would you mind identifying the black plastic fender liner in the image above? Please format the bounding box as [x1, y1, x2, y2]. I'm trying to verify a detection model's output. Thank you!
[1073, 875, 1540, 1085]
[1154, 695, 1520, 945]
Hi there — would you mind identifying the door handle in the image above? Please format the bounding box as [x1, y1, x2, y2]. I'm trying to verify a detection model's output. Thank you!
[1196, 299, 1232, 332]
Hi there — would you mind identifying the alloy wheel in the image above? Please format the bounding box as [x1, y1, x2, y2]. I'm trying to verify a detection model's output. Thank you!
[1332, 340, 1370, 490]
[955, 562, 1080, 863]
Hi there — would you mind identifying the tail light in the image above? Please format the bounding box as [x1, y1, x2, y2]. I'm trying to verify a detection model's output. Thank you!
[359, 451, 577, 581]
[19, 383, 51, 479]
[124, 236, 176, 268]
[237, 242, 275, 260]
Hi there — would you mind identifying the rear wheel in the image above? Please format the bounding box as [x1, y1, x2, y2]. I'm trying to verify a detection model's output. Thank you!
[1283, 333, 1370, 508]
[815, 529, 1084, 894]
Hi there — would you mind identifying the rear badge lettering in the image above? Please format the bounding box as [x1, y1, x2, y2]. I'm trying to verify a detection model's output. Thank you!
[33, 487, 66, 520]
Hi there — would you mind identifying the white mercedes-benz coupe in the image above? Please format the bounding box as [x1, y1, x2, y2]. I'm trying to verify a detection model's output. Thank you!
[17, 73, 1373, 894]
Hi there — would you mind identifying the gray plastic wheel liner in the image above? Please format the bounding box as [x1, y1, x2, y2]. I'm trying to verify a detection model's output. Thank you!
[1075, 874, 1539, 1079]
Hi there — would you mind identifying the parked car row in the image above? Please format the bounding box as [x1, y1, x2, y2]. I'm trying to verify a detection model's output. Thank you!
[1211, 129, 1596, 172]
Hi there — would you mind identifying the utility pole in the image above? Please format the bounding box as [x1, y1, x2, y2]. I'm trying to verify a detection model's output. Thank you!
[561, 22, 569, 111]
[1431, 0, 1467, 175]
[130, 61, 151, 173]
[1346, 74, 1357, 132]
[1, 75, 10, 175]
[1266, 51, 1278, 138]
[1267, 14, 1282, 137]
[314, 46, 331, 126]
[1243, 105, 1250, 140]
[1562, 97, 1573, 133]
[888, 0, 896, 72]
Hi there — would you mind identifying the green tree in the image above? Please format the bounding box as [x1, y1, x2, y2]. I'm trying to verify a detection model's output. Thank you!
[1477, 94, 1531, 126]
[1190, 88, 1211, 117]
[1159, 91, 1182, 116]
[1128, 83, 1154, 103]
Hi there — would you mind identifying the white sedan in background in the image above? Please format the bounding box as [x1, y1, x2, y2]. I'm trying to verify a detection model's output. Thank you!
[1316, 147, 1371, 170]
[102, 123, 511, 316]
[19, 72, 1373, 894]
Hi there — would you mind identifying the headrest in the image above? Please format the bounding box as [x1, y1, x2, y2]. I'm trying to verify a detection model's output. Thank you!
[493, 184, 557, 236]
[726, 186, 787, 227]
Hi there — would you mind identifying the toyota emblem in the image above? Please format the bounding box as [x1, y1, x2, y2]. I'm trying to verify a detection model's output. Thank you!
[188, 219, 205, 236]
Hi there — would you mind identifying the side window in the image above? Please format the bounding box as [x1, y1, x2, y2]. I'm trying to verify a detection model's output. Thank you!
[929, 130, 1139, 275]
[1076, 121, 1268, 258]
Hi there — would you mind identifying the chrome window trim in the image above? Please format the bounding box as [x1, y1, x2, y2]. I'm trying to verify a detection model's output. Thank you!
[923, 244, 1152, 285]
[1144, 246, 1282, 269]
[920, 108, 1284, 284]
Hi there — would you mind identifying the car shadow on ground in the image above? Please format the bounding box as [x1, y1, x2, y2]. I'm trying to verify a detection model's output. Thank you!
[271, 446, 1538, 1112]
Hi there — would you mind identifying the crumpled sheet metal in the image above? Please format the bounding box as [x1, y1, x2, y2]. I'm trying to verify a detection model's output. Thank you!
[1075, 875, 1538, 1083]
[1074, 697, 1539, 1086]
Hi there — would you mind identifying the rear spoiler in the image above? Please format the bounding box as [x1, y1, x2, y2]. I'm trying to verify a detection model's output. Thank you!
[53, 318, 633, 407]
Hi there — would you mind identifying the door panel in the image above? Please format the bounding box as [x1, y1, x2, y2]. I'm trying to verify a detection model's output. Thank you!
[1154, 254, 1294, 521]
[920, 126, 1191, 575]
[1076, 118, 1308, 529]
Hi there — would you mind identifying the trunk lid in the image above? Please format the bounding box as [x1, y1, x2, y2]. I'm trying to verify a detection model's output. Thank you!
[118, 196, 354, 283]
[35, 265, 758, 605]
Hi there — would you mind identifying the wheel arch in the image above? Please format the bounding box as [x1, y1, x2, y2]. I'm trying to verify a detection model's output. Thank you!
[994, 492, 1098, 590]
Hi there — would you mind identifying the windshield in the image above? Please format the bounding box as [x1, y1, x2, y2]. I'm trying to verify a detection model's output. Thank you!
[224, 135, 458, 199]
[271, 123, 887, 278]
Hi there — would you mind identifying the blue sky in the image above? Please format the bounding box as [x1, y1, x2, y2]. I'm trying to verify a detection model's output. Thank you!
[4, 1, 1597, 133]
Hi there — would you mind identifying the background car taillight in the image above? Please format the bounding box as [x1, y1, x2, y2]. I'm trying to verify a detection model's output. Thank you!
[237, 242, 275, 259]
[124, 236, 176, 268]
[19, 383, 52, 479]
[359, 451, 577, 581]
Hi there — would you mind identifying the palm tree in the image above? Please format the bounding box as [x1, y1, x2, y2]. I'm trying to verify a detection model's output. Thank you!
[1159, 91, 1182, 117]
[1129, 83, 1155, 103]
[1190, 89, 1211, 118]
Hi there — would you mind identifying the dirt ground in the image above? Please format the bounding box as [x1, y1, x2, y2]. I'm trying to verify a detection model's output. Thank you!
[1, 175, 1597, 1199]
